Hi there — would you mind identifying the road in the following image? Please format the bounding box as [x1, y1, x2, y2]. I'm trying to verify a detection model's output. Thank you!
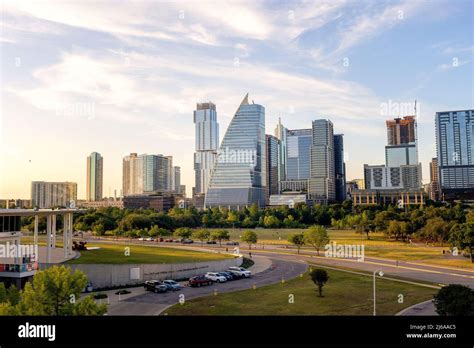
[106, 255, 307, 315]
[87, 237, 474, 288]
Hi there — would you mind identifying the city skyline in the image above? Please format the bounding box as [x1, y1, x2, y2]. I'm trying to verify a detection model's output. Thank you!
[1, 0, 473, 199]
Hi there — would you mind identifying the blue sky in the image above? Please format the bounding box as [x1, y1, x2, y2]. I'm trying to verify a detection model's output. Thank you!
[1, 0, 473, 199]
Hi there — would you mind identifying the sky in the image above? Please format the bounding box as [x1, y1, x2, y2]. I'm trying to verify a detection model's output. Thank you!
[0, 0, 473, 200]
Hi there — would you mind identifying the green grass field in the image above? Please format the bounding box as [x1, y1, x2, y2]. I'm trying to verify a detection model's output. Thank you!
[211, 228, 473, 269]
[163, 268, 437, 316]
[65, 243, 234, 264]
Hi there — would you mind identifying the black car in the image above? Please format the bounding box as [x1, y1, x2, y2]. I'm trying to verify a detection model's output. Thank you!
[144, 280, 168, 293]
[217, 272, 235, 281]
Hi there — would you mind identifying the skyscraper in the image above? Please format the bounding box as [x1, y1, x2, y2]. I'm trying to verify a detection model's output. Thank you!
[286, 129, 312, 180]
[86, 152, 103, 201]
[31, 181, 77, 208]
[122, 153, 143, 196]
[173, 166, 181, 194]
[205, 94, 266, 208]
[333, 134, 346, 201]
[435, 109, 474, 199]
[142, 154, 170, 193]
[266, 134, 280, 198]
[309, 119, 335, 203]
[193, 102, 219, 203]
[274, 118, 287, 182]
[386, 116, 416, 145]
[429, 158, 440, 200]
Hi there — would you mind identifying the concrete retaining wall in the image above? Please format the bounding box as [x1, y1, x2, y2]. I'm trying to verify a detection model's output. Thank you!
[39, 256, 242, 289]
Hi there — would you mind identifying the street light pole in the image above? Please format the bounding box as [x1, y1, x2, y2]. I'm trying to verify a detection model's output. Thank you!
[373, 269, 384, 316]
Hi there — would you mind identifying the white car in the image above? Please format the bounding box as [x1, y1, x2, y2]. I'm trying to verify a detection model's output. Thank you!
[205, 272, 227, 283]
[228, 266, 252, 278]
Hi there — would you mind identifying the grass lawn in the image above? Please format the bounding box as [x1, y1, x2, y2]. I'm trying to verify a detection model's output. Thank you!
[209, 228, 473, 269]
[65, 243, 234, 264]
[163, 268, 437, 316]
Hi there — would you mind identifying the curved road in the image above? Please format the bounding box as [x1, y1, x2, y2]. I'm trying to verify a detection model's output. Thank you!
[106, 255, 307, 315]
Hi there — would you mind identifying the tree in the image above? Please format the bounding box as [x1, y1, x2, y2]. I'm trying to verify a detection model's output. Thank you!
[263, 215, 280, 228]
[288, 233, 305, 254]
[449, 223, 474, 263]
[210, 229, 230, 247]
[304, 225, 329, 255]
[310, 269, 329, 297]
[173, 227, 192, 239]
[0, 266, 107, 316]
[192, 229, 210, 246]
[433, 284, 474, 316]
[241, 230, 258, 250]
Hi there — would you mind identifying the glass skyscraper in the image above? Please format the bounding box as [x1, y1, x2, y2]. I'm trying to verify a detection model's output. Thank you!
[193, 102, 219, 202]
[205, 94, 266, 208]
[435, 109, 474, 198]
[286, 129, 312, 180]
[333, 134, 346, 201]
[266, 134, 280, 198]
[142, 154, 170, 193]
[86, 152, 103, 201]
[309, 119, 335, 203]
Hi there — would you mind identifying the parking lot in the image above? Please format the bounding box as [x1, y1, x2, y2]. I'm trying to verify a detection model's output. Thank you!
[106, 255, 307, 315]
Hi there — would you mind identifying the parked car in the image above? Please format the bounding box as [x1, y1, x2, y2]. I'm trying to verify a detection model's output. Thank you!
[164, 238, 173, 242]
[205, 272, 227, 283]
[144, 280, 168, 293]
[228, 266, 252, 278]
[146, 237, 154, 241]
[206, 240, 217, 244]
[163, 280, 181, 291]
[226, 242, 239, 246]
[181, 238, 194, 244]
[188, 275, 213, 287]
[217, 272, 235, 281]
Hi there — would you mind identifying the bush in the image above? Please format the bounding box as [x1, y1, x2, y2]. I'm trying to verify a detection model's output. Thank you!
[433, 284, 474, 316]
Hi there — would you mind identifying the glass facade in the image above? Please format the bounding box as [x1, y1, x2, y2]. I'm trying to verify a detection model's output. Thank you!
[334, 134, 346, 201]
[205, 94, 266, 208]
[286, 129, 312, 180]
[194, 102, 219, 196]
[142, 155, 170, 193]
[436, 110, 474, 193]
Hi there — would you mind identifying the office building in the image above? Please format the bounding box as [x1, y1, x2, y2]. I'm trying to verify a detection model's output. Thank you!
[274, 118, 287, 182]
[266, 134, 280, 198]
[142, 154, 171, 193]
[205, 94, 266, 208]
[334, 134, 346, 201]
[309, 119, 335, 203]
[31, 181, 77, 208]
[173, 166, 181, 194]
[286, 128, 312, 180]
[435, 109, 474, 200]
[86, 152, 103, 201]
[429, 158, 440, 201]
[193, 102, 219, 207]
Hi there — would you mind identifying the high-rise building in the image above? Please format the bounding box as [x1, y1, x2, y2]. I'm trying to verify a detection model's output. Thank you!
[173, 166, 181, 194]
[309, 119, 335, 203]
[435, 110, 474, 199]
[286, 129, 312, 180]
[333, 134, 346, 201]
[193, 102, 219, 203]
[86, 152, 103, 201]
[266, 134, 280, 199]
[205, 94, 266, 208]
[274, 118, 287, 182]
[429, 158, 440, 200]
[122, 153, 144, 196]
[142, 154, 170, 193]
[386, 116, 416, 145]
[31, 181, 77, 208]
